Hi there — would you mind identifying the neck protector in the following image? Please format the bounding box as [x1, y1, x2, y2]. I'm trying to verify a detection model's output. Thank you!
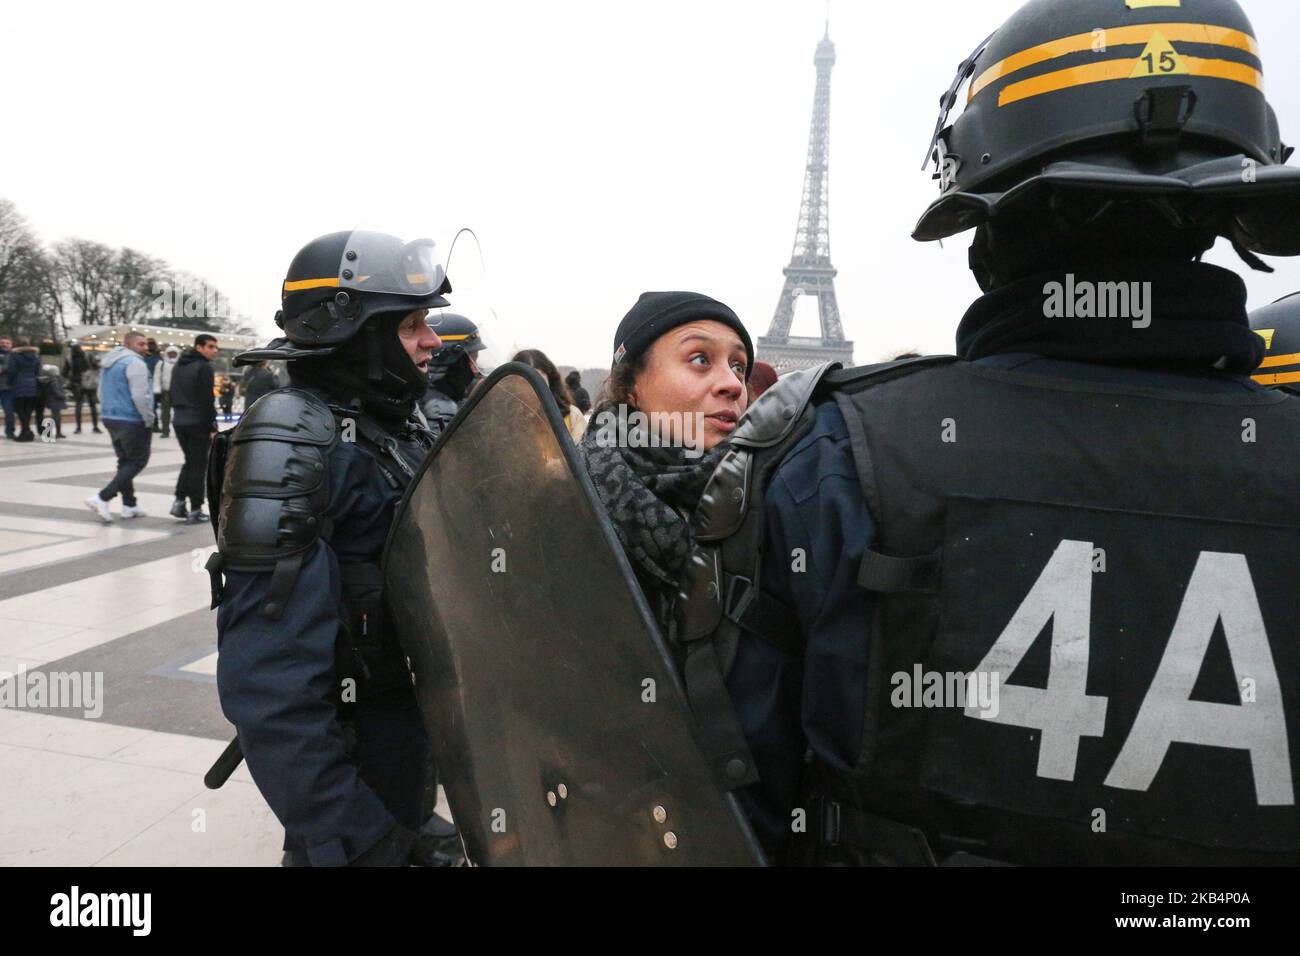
[956, 259, 1264, 374]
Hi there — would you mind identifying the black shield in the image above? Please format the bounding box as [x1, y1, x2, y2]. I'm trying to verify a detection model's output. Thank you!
[383, 364, 763, 865]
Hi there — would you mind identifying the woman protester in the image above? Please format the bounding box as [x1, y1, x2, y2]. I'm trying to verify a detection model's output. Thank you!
[511, 348, 589, 440]
[576, 291, 752, 628]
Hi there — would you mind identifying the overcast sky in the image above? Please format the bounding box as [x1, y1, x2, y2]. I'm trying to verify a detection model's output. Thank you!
[3, 0, 1300, 368]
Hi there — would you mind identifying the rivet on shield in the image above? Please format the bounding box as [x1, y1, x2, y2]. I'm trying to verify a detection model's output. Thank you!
[731, 487, 744, 503]
[653, 806, 667, 824]
[663, 832, 678, 850]
[546, 790, 558, 807]
[557, 784, 568, 800]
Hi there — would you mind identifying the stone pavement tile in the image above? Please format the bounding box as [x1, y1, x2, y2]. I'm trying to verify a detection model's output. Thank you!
[108, 729, 230, 775]
[94, 779, 283, 867]
[0, 654, 46, 677]
[0, 756, 204, 866]
[0, 607, 206, 664]
[0, 710, 152, 759]
[0, 618, 84, 655]
[24, 612, 204, 666]
[0, 742, 100, 815]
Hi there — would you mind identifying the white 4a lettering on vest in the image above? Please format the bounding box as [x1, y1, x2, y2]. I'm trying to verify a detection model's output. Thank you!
[970, 541, 1293, 806]
[1105, 551, 1293, 805]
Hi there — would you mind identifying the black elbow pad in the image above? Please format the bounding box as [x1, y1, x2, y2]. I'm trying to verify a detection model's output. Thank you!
[217, 388, 338, 572]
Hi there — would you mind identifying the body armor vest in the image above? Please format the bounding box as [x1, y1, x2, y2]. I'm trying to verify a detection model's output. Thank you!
[685, 357, 1300, 864]
[824, 358, 1300, 865]
[208, 387, 435, 705]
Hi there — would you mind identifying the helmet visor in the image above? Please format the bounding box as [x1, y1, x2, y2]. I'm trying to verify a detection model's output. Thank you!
[337, 229, 447, 299]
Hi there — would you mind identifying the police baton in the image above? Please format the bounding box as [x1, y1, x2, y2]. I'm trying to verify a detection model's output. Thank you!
[204, 736, 244, 789]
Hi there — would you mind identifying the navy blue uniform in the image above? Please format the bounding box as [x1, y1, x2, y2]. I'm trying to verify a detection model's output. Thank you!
[216, 436, 427, 866]
[728, 353, 1276, 853]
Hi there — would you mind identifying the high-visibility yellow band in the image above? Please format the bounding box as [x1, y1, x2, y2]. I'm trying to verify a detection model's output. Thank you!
[997, 55, 1262, 107]
[283, 277, 341, 292]
[438, 334, 471, 341]
[1259, 351, 1300, 369]
[1252, 370, 1300, 386]
[970, 23, 1259, 102]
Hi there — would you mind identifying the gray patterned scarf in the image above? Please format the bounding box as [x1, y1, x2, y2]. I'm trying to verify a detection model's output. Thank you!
[578, 403, 727, 600]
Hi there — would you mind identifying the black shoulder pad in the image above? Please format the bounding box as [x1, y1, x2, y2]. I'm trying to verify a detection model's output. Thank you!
[821, 354, 959, 394]
[217, 389, 337, 571]
[232, 387, 336, 446]
[731, 361, 839, 451]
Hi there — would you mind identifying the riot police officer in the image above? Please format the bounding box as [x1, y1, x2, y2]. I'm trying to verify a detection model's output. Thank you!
[1250, 293, 1300, 393]
[420, 312, 484, 438]
[679, 0, 1300, 865]
[209, 229, 448, 866]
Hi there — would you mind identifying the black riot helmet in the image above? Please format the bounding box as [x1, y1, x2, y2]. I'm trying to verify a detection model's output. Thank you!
[914, 0, 1300, 258]
[427, 312, 485, 368]
[1249, 293, 1300, 390]
[427, 312, 484, 400]
[238, 230, 452, 365]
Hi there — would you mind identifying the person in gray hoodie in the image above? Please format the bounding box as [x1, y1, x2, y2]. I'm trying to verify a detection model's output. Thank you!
[86, 331, 155, 522]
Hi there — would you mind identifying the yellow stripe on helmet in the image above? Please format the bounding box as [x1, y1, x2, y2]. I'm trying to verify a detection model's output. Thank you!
[969, 23, 1260, 103]
[1252, 370, 1300, 386]
[997, 54, 1261, 107]
[1258, 351, 1300, 369]
[283, 277, 341, 293]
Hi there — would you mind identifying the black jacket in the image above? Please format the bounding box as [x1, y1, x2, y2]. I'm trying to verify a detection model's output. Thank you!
[170, 350, 216, 429]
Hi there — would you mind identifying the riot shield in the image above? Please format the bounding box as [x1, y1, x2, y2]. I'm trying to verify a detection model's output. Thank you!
[384, 364, 764, 866]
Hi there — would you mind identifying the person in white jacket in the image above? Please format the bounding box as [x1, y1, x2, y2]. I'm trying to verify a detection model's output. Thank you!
[155, 344, 181, 438]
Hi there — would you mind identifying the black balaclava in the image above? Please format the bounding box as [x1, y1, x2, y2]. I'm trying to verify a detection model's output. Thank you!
[969, 201, 1217, 293]
[958, 202, 1264, 374]
[288, 310, 428, 424]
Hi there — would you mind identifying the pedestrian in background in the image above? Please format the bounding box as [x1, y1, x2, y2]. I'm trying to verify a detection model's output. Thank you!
[513, 348, 587, 439]
[169, 334, 219, 523]
[219, 376, 235, 420]
[38, 365, 67, 439]
[0, 335, 15, 440]
[565, 369, 591, 414]
[239, 359, 279, 410]
[7, 337, 41, 443]
[156, 344, 181, 437]
[748, 361, 778, 399]
[77, 351, 102, 433]
[85, 331, 154, 521]
[144, 338, 162, 431]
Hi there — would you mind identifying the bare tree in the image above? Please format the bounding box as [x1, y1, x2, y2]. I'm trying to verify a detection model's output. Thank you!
[54, 238, 116, 325]
[0, 201, 62, 340]
[0, 199, 35, 335]
[103, 247, 166, 325]
[150, 270, 231, 332]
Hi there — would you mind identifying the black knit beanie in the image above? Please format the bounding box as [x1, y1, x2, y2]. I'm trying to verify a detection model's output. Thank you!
[612, 291, 754, 380]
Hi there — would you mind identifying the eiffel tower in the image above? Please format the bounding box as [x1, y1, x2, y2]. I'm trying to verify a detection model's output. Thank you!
[758, 25, 854, 373]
